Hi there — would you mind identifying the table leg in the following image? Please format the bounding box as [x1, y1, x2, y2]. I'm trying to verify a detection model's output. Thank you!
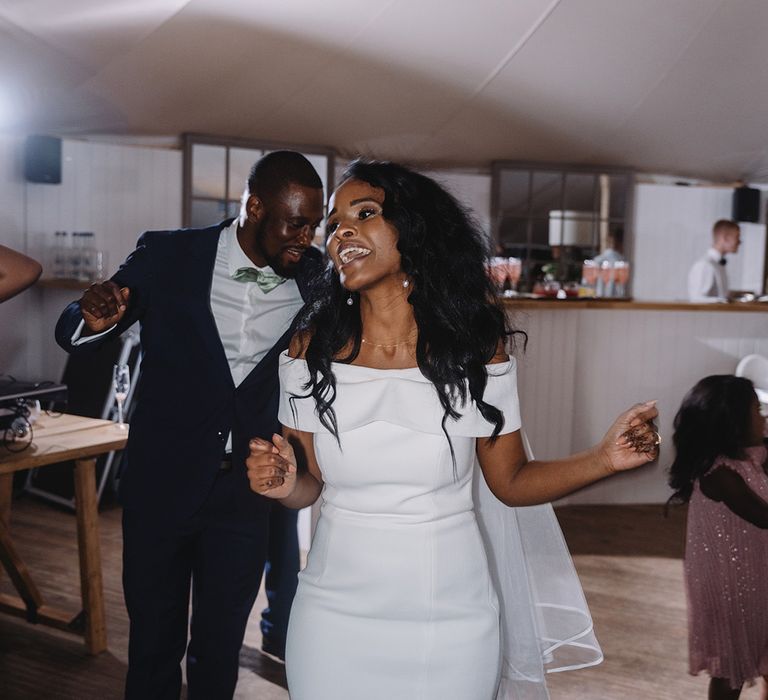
[0, 473, 10, 586]
[73, 457, 107, 654]
[0, 472, 46, 620]
[0, 473, 11, 524]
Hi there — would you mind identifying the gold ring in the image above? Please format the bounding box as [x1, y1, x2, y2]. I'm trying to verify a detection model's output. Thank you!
[266, 480, 272, 488]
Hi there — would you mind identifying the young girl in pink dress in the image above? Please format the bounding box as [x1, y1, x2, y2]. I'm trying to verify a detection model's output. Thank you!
[669, 375, 768, 700]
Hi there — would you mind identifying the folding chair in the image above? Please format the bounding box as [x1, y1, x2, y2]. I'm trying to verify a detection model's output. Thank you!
[24, 327, 141, 508]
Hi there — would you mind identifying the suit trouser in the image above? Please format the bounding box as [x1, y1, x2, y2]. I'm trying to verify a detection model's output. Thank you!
[122, 472, 268, 700]
[260, 501, 300, 652]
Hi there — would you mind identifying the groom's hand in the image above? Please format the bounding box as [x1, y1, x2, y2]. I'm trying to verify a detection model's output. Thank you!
[79, 281, 130, 334]
[246, 434, 297, 499]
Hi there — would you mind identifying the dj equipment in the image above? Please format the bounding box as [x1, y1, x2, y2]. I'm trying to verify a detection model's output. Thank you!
[0, 379, 67, 443]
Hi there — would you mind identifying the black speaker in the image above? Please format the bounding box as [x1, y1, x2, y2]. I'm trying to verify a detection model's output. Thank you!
[732, 186, 760, 223]
[24, 135, 62, 184]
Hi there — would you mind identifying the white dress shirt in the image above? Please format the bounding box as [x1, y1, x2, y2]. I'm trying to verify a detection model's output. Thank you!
[71, 220, 304, 450]
[210, 221, 303, 388]
[687, 248, 729, 302]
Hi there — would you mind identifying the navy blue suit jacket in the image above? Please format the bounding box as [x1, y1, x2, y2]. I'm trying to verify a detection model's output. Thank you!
[55, 219, 321, 524]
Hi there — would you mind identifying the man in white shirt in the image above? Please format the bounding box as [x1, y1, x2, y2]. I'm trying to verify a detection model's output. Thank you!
[687, 219, 742, 302]
[55, 151, 324, 700]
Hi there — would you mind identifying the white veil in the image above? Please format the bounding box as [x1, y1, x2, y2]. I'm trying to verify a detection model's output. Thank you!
[472, 434, 603, 700]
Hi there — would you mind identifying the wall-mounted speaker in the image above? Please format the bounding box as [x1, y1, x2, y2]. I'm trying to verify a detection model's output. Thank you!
[732, 186, 760, 223]
[24, 135, 62, 184]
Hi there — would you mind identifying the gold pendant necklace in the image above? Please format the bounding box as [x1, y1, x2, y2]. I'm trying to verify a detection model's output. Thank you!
[361, 335, 416, 348]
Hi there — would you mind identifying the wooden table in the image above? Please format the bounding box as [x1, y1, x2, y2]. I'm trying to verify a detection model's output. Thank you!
[0, 413, 127, 654]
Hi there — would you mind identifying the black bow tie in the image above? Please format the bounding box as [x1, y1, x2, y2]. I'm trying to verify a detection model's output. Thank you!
[719, 257, 727, 266]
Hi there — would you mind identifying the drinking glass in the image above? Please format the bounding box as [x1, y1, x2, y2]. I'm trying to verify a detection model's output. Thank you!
[614, 261, 630, 297]
[92, 250, 109, 282]
[598, 260, 615, 297]
[489, 257, 508, 292]
[581, 260, 598, 290]
[506, 257, 522, 292]
[113, 363, 131, 429]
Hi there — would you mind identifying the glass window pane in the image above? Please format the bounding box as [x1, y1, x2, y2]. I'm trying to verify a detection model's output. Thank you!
[192, 145, 226, 199]
[530, 171, 563, 218]
[498, 216, 528, 253]
[563, 173, 596, 213]
[228, 148, 263, 200]
[497, 170, 530, 216]
[530, 218, 552, 249]
[492, 164, 630, 284]
[528, 219, 555, 282]
[608, 174, 628, 220]
[190, 199, 229, 228]
[606, 221, 626, 256]
[547, 211, 597, 249]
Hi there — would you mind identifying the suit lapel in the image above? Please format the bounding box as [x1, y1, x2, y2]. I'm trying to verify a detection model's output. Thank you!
[237, 246, 323, 392]
[189, 220, 236, 388]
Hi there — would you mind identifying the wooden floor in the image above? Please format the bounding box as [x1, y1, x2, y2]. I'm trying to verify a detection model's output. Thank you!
[0, 497, 763, 699]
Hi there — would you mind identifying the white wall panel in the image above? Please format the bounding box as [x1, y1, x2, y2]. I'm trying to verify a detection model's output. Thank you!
[737, 221, 767, 294]
[512, 308, 578, 462]
[425, 169, 492, 238]
[509, 305, 768, 504]
[0, 138, 183, 382]
[27, 140, 183, 268]
[32, 140, 182, 380]
[0, 135, 38, 380]
[632, 183, 766, 301]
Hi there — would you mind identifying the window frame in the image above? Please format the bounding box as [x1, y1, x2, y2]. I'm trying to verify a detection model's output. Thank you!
[182, 133, 335, 228]
[491, 160, 635, 290]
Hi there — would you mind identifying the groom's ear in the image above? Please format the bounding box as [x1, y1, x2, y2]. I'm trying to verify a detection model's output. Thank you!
[245, 194, 264, 224]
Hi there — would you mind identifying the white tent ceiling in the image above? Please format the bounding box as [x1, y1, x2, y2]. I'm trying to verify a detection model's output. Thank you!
[1, 0, 767, 181]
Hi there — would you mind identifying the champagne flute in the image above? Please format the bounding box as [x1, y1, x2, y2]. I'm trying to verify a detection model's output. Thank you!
[581, 259, 598, 297]
[614, 261, 630, 297]
[488, 257, 508, 293]
[113, 363, 131, 429]
[582, 260, 598, 286]
[506, 257, 522, 293]
[599, 260, 614, 297]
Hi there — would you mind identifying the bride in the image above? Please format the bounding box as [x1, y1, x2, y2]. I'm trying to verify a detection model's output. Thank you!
[246, 160, 659, 699]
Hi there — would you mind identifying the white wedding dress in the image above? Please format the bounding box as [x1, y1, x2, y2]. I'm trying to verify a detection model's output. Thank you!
[278, 352, 601, 700]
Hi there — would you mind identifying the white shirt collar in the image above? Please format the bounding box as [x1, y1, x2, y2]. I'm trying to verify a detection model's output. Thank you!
[706, 248, 723, 263]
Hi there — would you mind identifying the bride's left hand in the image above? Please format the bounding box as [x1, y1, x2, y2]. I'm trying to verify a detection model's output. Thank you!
[597, 400, 660, 473]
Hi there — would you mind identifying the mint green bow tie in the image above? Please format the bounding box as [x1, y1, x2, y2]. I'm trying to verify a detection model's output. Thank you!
[232, 267, 287, 293]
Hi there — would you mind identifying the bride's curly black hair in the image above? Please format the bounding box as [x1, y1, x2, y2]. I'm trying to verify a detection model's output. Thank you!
[292, 159, 523, 456]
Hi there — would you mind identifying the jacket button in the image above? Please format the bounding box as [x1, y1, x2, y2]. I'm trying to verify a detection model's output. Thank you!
[216, 431, 225, 441]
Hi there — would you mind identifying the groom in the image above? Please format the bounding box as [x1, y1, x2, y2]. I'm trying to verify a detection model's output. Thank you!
[55, 151, 324, 699]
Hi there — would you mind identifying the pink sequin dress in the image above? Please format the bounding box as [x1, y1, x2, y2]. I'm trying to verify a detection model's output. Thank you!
[685, 445, 768, 687]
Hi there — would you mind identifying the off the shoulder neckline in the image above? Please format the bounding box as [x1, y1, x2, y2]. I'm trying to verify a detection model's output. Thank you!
[278, 350, 512, 375]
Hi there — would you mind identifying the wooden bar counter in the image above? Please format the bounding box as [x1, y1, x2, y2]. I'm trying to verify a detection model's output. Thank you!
[502, 298, 768, 506]
[503, 298, 768, 313]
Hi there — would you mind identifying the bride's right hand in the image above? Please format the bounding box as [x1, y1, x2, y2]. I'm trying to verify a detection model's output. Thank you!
[246, 434, 297, 499]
